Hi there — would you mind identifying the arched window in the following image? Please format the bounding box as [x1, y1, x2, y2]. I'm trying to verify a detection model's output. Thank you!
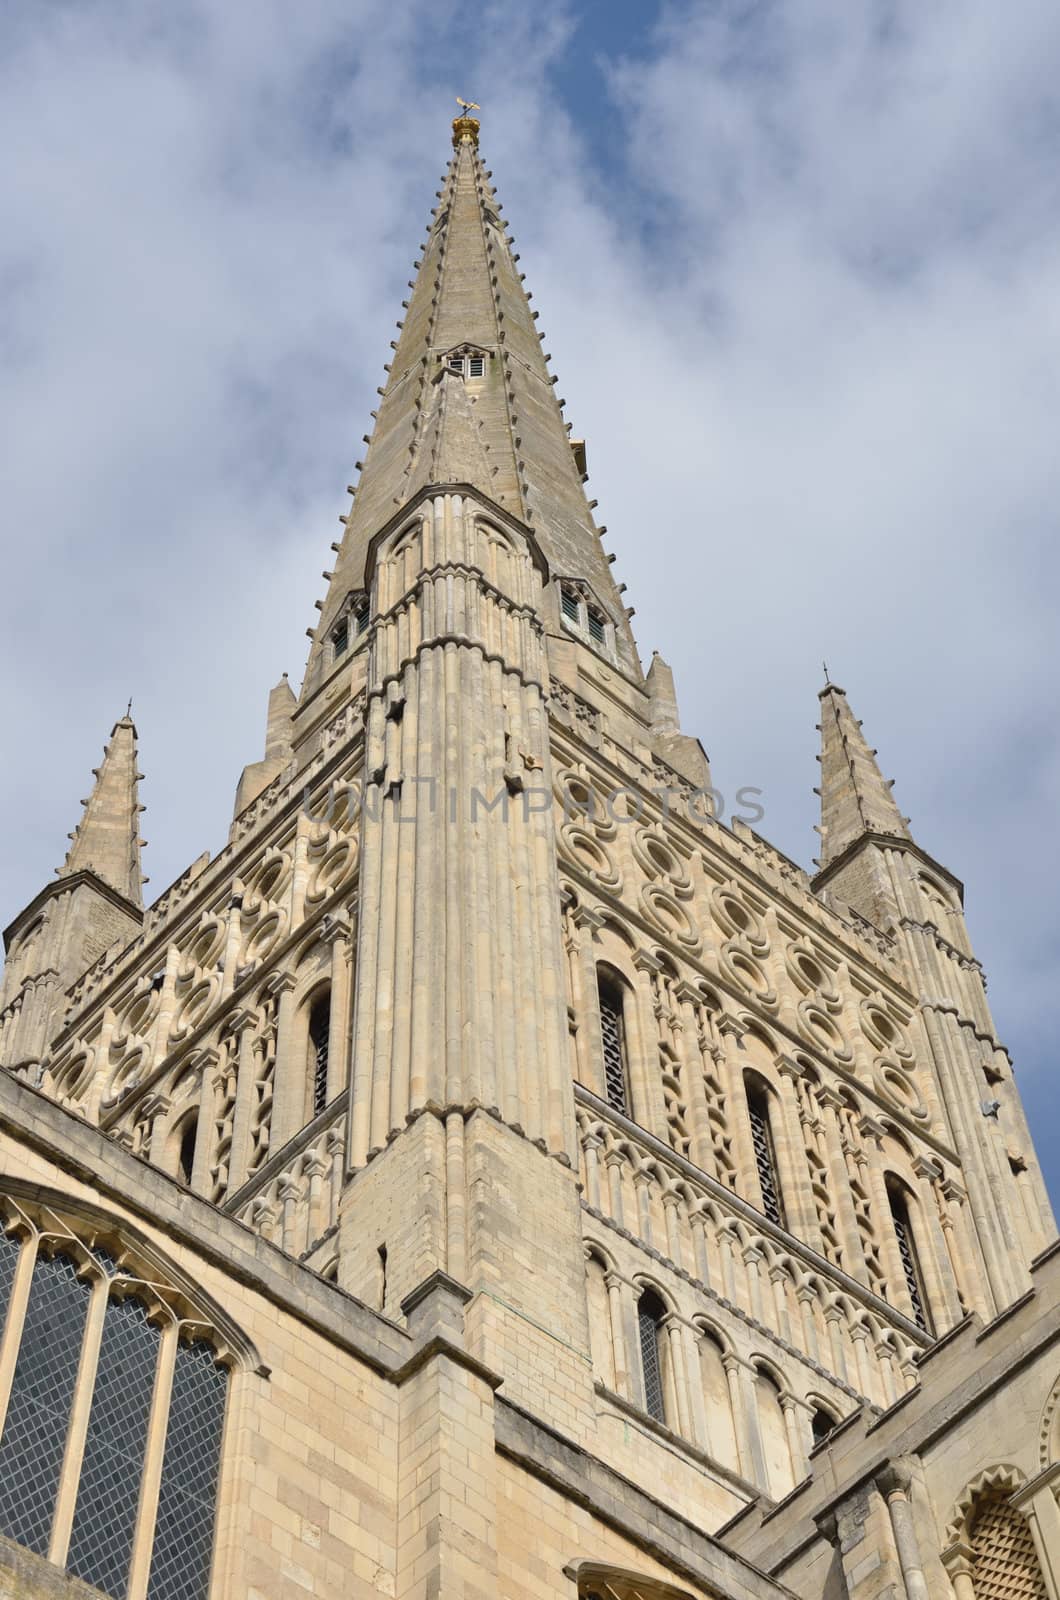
[753, 1365, 794, 1499]
[0, 1202, 233, 1600]
[969, 1494, 1047, 1599]
[887, 1180, 932, 1334]
[810, 1403, 839, 1448]
[175, 1111, 199, 1186]
[696, 1328, 739, 1473]
[597, 968, 630, 1117]
[745, 1077, 785, 1228]
[309, 991, 331, 1118]
[636, 1289, 667, 1424]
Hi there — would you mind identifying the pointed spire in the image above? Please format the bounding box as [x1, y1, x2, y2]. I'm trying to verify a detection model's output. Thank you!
[815, 681, 912, 870]
[303, 114, 636, 697]
[58, 713, 145, 908]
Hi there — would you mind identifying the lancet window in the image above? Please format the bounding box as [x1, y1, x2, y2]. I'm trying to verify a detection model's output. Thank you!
[745, 1077, 785, 1228]
[596, 967, 630, 1116]
[309, 990, 331, 1117]
[887, 1180, 931, 1334]
[636, 1289, 667, 1425]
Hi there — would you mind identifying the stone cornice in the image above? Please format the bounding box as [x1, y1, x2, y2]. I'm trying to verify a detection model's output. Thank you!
[4, 868, 143, 954]
[812, 831, 965, 904]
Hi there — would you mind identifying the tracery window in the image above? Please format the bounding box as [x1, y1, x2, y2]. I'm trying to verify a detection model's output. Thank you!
[887, 1180, 932, 1334]
[0, 1197, 232, 1600]
[596, 967, 630, 1116]
[745, 1078, 785, 1228]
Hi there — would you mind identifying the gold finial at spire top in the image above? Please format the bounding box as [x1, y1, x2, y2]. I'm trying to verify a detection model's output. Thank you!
[452, 97, 481, 147]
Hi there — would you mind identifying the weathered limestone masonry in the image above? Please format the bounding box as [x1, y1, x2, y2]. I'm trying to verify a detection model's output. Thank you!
[0, 111, 1057, 1600]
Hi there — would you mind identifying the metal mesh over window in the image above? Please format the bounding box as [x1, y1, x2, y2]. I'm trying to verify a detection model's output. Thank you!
[0, 1229, 19, 1337]
[309, 995, 331, 1117]
[147, 1339, 227, 1600]
[747, 1093, 784, 1227]
[598, 978, 628, 1116]
[971, 1496, 1048, 1600]
[890, 1195, 930, 1333]
[637, 1296, 666, 1424]
[67, 1293, 159, 1597]
[0, 1250, 90, 1555]
[587, 610, 606, 646]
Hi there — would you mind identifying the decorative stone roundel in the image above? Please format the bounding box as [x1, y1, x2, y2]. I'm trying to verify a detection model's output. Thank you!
[560, 825, 622, 893]
[861, 999, 913, 1059]
[797, 999, 852, 1061]
[873, 1059, 929, 1121]
[640, 885, 699, 950]
[115, 985, 159, 1045]
[240, 909, 286, 966]
[710, 883, 767, 947]
[306, 837, 358, 903]
[180, 917, 225, 979]
[171, 977, 219, 1041]
[631, 827, 691, 893]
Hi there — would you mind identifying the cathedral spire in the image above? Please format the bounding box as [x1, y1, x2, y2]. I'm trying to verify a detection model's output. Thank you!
[815, 680, 911, 870]
[58, 712, 145, 908]
[302, 112, 636, 699]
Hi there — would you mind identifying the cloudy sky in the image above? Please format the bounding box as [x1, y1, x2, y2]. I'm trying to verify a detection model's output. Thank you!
[2, 0, 1058, 1197]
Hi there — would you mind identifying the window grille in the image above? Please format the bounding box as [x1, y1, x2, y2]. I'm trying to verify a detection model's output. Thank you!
[0, 1250, 90, 1555]
[747, 1090, 784, 1227]
[561, 586, 581, 624]
[332, 619, 349, 658]
[310, 995, 331, 1117]
[889, 1189, 930, 1333]
[587, 608, 606, 646]
[597, 975, 628, 1116]
[0, 1219, 229, 1600]
[67, 1294, 157, 1592]
[353, 595, 370, 634]
[467, 356, 485, 377]
[637, 1294, 666, 1423]
[147, 1340, 228, 1600]
[447, 355, 463, 375]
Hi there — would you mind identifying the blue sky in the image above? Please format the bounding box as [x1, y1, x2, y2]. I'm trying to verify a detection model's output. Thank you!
[1, 0, 1058, 1200]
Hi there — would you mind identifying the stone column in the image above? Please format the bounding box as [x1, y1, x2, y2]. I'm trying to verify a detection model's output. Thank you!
[815, 1086, 868, 1279]
[265, 973, 301, 1150]
[859, 1115, 908, 1303]
[911, 1155, 964, 1330]
[674, 980, 715, 1176]
[321, 911, 353, 1102]
[662, 1316, 691, 1438]
[225, 1009, 259, 1192]
[724, 1355, 758, 1486]
[581, 1133, 603, 1212]
[780, 1393, 807, 1487]
[941, 1544, 978, 1600]
[715, 1014, 758, 1209]
[630, 949, 668, 1139]
[775, 1056, 822, 1248]
[604, 1271, 630, 1398]
[570, 905, 605, 1096]
[877, 1461, 930, 1600]
[1011, 1472, 1060, 1600]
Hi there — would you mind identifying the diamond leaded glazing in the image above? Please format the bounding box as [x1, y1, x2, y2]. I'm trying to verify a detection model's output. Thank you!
[147, 1339, 227, 1600]
[67, 1292, 159, 1596]
[0, 1228, 18, 1334]
[0, 1249, 90, 1555]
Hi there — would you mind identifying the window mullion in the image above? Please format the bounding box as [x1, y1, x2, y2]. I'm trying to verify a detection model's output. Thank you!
[47, 1269, 110, 1566]
[126, 1315, 178, 1600]
[0, 1231, 38, 1437]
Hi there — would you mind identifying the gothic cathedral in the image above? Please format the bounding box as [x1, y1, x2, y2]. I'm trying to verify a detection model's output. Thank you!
[1, 112, 1058, 1600]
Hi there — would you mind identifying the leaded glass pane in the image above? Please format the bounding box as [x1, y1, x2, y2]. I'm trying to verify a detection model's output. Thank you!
[67, 1294, 159, 1597]
[0, 1229, 19, 1336]
[638, 1303, 665, 1424]
[0, 1250, 90, 1555]
[147, 1340, 227, 1600]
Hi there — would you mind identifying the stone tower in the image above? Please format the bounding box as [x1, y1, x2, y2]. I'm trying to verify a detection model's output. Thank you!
[1, 113, 1058, 1600]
